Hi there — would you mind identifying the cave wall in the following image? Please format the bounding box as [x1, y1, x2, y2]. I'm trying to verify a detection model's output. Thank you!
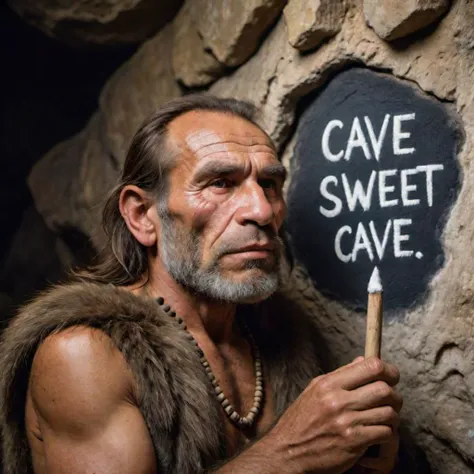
[0, 2, 143, 323]
[5, 0, 474, 472]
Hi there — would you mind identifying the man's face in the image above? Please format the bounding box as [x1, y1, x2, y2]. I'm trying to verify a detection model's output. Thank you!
[157, 110, 288, 303]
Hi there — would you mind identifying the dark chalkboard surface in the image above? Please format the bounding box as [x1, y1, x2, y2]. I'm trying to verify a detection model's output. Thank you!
[287, 68, 462, 312]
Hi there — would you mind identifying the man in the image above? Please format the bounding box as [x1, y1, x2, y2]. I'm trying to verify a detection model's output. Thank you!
[0, 95, 402, 474]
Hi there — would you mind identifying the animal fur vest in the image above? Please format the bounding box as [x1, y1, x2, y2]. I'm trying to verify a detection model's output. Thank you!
[0, 282, 323, 474]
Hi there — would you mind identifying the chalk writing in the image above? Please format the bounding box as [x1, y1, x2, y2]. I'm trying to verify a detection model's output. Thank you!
[287, 68, 461, 311]
[318, 113, 446, 263]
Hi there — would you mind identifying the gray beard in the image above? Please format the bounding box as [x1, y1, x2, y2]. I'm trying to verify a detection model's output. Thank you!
[158, 211, 288, 303]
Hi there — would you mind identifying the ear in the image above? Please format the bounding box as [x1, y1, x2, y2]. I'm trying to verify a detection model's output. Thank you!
[119, 185, 158, 247]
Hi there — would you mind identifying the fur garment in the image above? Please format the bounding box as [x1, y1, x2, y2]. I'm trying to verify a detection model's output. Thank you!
[0, 282, 323, 474]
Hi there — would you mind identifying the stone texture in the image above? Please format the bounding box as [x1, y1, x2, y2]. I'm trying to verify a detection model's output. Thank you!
[99, 24, 182, 166]
[7, 0, 183, 46]
[193, 0, 287, 67]
[28, 113, 111, 249]
[363, 0, 450, 41]
[210, 19, 291, 124]
[172, 2, 224, 87]
[284, 0, 346, 52]
[28, 25, 181, 248]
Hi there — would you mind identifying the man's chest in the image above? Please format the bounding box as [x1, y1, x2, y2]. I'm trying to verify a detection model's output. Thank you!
[196, 336, 276, 456]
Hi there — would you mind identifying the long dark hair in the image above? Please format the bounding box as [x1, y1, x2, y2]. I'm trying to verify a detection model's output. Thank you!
[76, 94, 260, 286]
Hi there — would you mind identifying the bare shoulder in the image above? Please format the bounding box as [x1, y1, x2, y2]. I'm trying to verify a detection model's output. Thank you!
[30, 326, 136, 431]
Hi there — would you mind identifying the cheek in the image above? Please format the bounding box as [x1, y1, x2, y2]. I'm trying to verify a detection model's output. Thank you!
[187, 194, 218, 231]
[189, 195, 240, 250]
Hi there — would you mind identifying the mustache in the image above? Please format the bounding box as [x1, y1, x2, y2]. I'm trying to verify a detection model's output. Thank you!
[216, 229, 283, 257]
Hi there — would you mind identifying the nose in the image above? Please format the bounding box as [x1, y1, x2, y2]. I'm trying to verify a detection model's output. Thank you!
[235, 182, 275, 228]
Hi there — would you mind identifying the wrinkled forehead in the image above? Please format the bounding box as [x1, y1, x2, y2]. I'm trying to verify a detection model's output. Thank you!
[167, 111, 277, 164]
[185, 128, 274, 152]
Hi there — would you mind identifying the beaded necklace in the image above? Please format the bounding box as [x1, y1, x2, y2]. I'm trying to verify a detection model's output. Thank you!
[156, 296, 264, 429]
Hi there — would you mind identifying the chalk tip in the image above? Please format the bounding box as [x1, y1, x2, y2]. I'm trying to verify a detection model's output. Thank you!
[367, 266, 383, 293]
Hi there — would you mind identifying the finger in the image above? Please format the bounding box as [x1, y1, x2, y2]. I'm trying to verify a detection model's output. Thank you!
[348, 381, 403, 412]
[348, 425, 394, 450]
[323, 356, 365, 375]
[322, 357, 400, 391]
[354, 406, 400, 428]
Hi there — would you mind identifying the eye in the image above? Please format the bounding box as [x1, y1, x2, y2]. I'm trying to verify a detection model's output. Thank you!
[210, 178, 234, 189]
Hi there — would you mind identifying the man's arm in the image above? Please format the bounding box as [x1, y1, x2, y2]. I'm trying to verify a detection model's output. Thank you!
[29, 326, 157, 474]
[211, 357, 401, 474]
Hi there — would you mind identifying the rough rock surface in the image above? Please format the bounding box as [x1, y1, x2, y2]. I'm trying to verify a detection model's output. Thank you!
[284, 0, 346, 52]
[363, 0, 450, 41]
[99, 24, 181, 166]
[211, 2, 474, 472]
[172, 2, 224, 87]
[28, 113, 110, 249]
[192, 0, 287, 67]
[7, 0, 184, 46]
[29, 25, 181, 248]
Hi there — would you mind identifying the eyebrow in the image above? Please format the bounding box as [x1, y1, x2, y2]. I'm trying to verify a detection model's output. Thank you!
[192, 160, 287, 183]
[193, 162, 243, 182]
[260, 163, 287, 182]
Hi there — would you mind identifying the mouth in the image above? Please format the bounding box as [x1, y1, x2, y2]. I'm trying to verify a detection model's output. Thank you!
[224, 243, 276, 259]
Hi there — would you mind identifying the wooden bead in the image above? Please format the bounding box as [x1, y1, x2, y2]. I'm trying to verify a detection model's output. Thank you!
[162, 304, 170, 312]
[156, 297, 164, 305]
[169, 311, 176, 317]
[239, 418, 250, 427]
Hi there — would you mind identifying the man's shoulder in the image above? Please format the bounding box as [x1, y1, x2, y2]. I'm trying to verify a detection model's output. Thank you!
[30, 325, 136, 427]
[35, 325, 126, 373]
[0, 281, 169, 414]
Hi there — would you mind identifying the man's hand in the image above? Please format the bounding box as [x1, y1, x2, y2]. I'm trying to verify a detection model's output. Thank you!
[266, 357, 402, 474]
